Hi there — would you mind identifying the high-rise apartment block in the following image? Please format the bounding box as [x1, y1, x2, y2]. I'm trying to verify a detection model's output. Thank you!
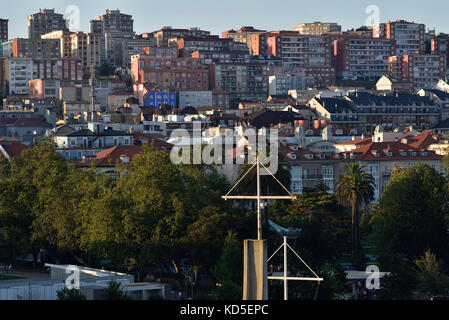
[5, 38, 61, 59]
[28, 9, 69, 39]
[431, 36, 449, 69]
[334, 36, 396, 81]
[0, 57, 7, 95]
[89, 9, 134, 34]
[209, 62, 268, 100]
[0, 19, 8, 42]
[263, 31, 335, 87]
[268, 67, 306, 95]
[389, 53, 446, 90]
[130, 55, 208, 91]
[374, 20, 425, 55]
[122, 37, 157, 66]
[5, 57, 33, 94]
[191, 50, 251, 65]
[69, 32, 104, 68]
[151, 27, 210, 47]
[293, 21, 341, 35]
[222, 26, 266, 54]
[33, 57, 83, 81]
[170, 35, 235, 57]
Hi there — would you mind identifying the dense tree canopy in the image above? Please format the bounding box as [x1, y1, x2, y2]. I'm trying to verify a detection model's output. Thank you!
[371, 163, 449, 268]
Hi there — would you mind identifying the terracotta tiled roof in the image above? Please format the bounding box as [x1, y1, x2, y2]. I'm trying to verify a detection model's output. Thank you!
[0, 141, 31, 159]
[338, 141, 443, 161]
[132, 132, 173, 150]
[401, 130, 437, 149]
[76, 145, 144, 168]
[334, 137, 372, 146]
[279, 145, 333, 161]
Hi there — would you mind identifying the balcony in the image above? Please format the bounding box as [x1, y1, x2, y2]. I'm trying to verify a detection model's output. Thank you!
[302, 174, 323, 180]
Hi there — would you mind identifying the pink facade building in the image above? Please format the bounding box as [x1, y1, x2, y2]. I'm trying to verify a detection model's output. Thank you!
[130, 55, 208, 91]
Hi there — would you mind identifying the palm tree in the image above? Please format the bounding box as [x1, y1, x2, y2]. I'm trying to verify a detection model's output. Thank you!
[336, 163, 375, 257]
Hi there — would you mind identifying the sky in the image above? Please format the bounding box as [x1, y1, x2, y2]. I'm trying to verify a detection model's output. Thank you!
[2, 0, 449, 39]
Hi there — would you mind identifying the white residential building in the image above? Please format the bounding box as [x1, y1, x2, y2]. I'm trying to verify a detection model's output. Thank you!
[178, 91, 212, 109]
[7, 58, 33, 94]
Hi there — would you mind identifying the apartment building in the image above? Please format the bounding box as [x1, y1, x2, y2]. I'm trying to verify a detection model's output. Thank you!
[222, 26, 267, 54]
[3, 38, 61, 59]
[209, 62, 268, 100]
[5, 58, 33, 95]
[143, 46, 178, 58]
[212, 90, 230, 109]
[41, 30, 73, 58]
[121, 37, 157, 66]
[431, 35, 449, 75]
[53, 122, 133, 160]
[280, 141, 337, 194]
[0, 58, 6, 95]
[0, 19, 8, 42]
[172, 35, 235, 57]
[32, 57, 83, 81]
[265, 31, 335, 87]
[69, 32, 103, 68]
[389, 53, 446, 91]
[346, 91, 440, 134]
[191, 50, 251, 65]
[307, 96, 362, 132]
[334, 36, 395, 81]
[89, 9, 134, 34]
[151, 27, 210, 47]
[28, 9, 69, 39]
[268, 67, 306, 95]
[293, 21, 342, 35]
[104, 31, 135, 66]
[130, 55, 208, 91]
[374, 20, 425, 55]
[178, 90, 212, 108]
[29, 79, 61, 99]
[336, 138, 442, 200]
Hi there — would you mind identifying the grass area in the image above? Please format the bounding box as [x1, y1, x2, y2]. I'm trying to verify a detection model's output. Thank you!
[0, 275, 24, 281]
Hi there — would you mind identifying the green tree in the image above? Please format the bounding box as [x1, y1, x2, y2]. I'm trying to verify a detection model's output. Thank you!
[414, 250, 449, 298]
[273, 184, 351, 265]
[56, 287, 87, 300]
[377, 262, 418, 300]
[336, 163, 375, 258]
[99, 62, 116, 76]
[371, 164, 449, 267]
[212, 231, 243, 300]
[100, 279, 132, 300]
